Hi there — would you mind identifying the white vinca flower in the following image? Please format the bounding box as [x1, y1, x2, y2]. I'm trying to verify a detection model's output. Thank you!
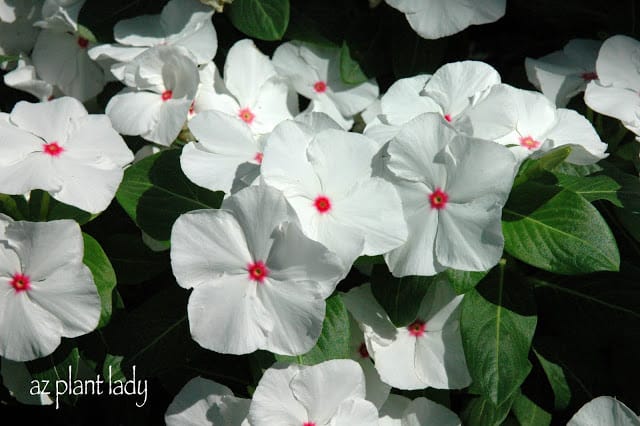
[194, 39, 295, 135]
[384, 113, 516, 276]
[165, 377, 250, 426]
[525, 39, 601, 107]
[106, 45, 199, 146]
[584, 35, 640, 136]
[343, 281, 471, 390]
[568, 396, 640, 426]
[170, 185, 345, 355]
[88, 0, 217, 80]
[471, 84, 608, 164]
[273, 41, 379, 129]
[3, 55, 55, 101]
[0, 215, 101, 362]
[0, 0, 39, 69]
[249, 359, 379, 426]
[378, 394, 460, 426]
[0, 97, 134, 214]
[385, 0, 505, 39]
[261, 120, 408, 268]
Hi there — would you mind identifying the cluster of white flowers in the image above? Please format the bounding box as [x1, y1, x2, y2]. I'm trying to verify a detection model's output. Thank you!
[1, 0, 639, 422]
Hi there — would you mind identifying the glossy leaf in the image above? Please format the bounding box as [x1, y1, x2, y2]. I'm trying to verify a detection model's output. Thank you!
[227, 0, 290, 40]
[83, 233, 117, 329]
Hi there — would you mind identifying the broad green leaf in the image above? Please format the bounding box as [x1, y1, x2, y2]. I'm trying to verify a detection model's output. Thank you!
[512, 391, 552, 426]
[533, 348, 571, 410]
[340, 42, 368, 84]
[103, 233, 168, 285]
[0, 194, 27, 220]
[103, 354, 126, 383]
[503, 181, 620, 274]
[370, 265, 436, 327]
[227, 0, 290, 40]
[461, 262, 537, 406]
[462, 395, 514, 426]
[82, 233, 117, 328]
[116, 149, 223, 242]
[555, 174, 622, 206]
[26, 341, 80, 408]
[442, 269, 487, 295]
[514, 146, 572, 187]
[276, 294, 350, 365]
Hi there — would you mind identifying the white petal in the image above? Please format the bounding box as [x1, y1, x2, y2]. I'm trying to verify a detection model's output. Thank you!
[360, 358, 392, 410]
[170, 210, 252, 289]
[414, 327, 471, 389]
[272, 41, 318, 99]
[307, 97, 354, 130]
[584, 82, 640, 128]
[106, 89, 162, 138]
[64, 115, 133, 167]
[10, 97, 87, 144]
[378, 394, 409, 426]
[249, 78, 295, 134]
[595, 35, 640, 88]
[568, 396, 640, 426]
[327, 79, 380, 118]
[543, 108, 608, 164]
[332, 399, 380, 426]
[342, 284, 398, 347]
[402, 397, 461, 426]
[371, 330, 425, 390]
[3, 60, 53, 101]
[224, 39, 277, 107]
[380, 74, 437, 125]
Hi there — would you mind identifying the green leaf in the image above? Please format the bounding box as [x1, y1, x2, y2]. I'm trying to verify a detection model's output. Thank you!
[0, 194, 28, 220]
[512, 391, 552, 426]
[340, 42, 368, 84]
[550, 162, 603, 177]
[555, 173, 622, 206]
[441, 269, 487, 295]
[514, 146, 572, 187]
[462, 395, 515, 426]
[461, 261, 537, 406]
[370, 265, 436, 327]
[103, 354, 126, 383]
[533, 348, 571, 410]
[276, 294, 350, 365]
[116, 149, 223, 242]
[82, 233, 117, 328]
[103, 233, 168, 285]
[26, 341, 80, 408]
[503, 182, 620, 274]
[227, 0, 290, 40]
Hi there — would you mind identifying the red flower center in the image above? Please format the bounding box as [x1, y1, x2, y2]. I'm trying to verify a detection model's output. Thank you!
[43, 141, 64, 157]
[77, 37, 89, 49]
[254, 152, 264, 164]
[303, 423, 316, 426]
[581, 71, 598, 81]
[10, 273, 30, 293]
[519, 135, 541, 150]
[444, 114, 452, 122]
[429, 188, 448, 210]
[239, 108, 255, 124]
[358, 342, 369, 358]
[188, 101, 195, 115]
[161, 90, 173, 101]
[313, 81, 327, 93]
[314, 196, 331, 213]
[248, 261, 269, 283]
[407, 319, 427, 337]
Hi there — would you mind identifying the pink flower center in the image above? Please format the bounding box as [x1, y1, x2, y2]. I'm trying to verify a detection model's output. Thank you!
[314, 196, 331, 213]
[77, 37, 89, 49]
[581, 71, 598, 81]
[303, 423, 316, 426]
[429, 188, 448, 210]
[444, 114, 452, 122]
[407, 319, 426, 337]
[519, 135, 541, 150]
[254, 152, 264, 164]
[43, 141, 63, 157]
[239, 108, 255, 124]
[358, 342, 369, 358]
[313, 81, 327, 93]
[10, 273, 30, 292]
[161, 90, 173, 101]
[188, 101, 195, 116]
[248, 261, 269, 283]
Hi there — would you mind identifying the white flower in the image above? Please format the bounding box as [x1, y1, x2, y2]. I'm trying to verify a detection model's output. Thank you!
[343, 281, 471, 390]
[568, 396, 640, 426]
[106, 45, 200, 146]
[525, 39, 601, 107]
[170, 185, 345, 355]
[0, 97, 134, 214]
[165, 377, 250, 426]
[378, 394, 460, 426]
[474, 84, 608, 164]
[194, 39, 295, 135]
[88, 0, 217, 80]
[181, 110, 263, 195]
[584, 35, 640, 136]
[385, 0, 506, 39]
[0, 216, 101, 362]
[261, 120, 408, 267]
[3, 55, 55, 101]
[0, 0, 39, 68]
[273, 41, 379, 129]
[384, 113, 516, 276]
[1, 357, 53, 405]
[248, 360, 379, 426]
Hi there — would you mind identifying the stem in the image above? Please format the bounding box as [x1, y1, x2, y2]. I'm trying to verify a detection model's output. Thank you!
[39, 191, 51, 221]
